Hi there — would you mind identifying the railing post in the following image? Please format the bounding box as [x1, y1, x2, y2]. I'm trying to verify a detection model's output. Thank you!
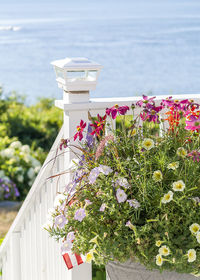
[10, 231, 21, 280]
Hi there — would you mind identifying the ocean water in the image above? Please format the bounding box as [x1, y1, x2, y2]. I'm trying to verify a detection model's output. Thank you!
[0, 0, 200, 103]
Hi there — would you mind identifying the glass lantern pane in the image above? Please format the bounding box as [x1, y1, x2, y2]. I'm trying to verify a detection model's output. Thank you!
[56, 68, 64, 79]
[86, 70, 97, 81]
[67, 71, 86, 81]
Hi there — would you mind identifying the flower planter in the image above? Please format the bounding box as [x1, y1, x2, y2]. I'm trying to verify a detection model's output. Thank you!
[106, 260, 197, 280]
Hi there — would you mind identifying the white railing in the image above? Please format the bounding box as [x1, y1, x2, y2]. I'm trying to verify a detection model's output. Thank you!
[0, 93, 200, 280]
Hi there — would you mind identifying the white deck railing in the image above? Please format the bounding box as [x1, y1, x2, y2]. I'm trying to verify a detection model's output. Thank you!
[0, 93, 200, 280]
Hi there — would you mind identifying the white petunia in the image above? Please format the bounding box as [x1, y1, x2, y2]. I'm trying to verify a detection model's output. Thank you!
[159, 245, 170, 256]
[172, 180, 185, 192]
[196, 232, 200, 244]
[161, 191, 173, 204]
[142, 138, 154, 151]
[156, 254, 163, 266]
[187, 249, 196, 263]
[189, 223, 200, 235]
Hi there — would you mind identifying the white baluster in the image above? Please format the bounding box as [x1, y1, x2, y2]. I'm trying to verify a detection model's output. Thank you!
[10, 232, 21, 280]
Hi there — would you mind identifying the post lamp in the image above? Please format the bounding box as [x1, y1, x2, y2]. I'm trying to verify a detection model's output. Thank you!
[51, 57, 103, 92]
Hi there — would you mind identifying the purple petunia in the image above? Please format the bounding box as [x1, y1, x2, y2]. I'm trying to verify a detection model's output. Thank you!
[54, 214, 68, 229]
[67, 231, 75, 242]
[88, 165, 113, 184]
[99, 203, 106, 212]
[116, 188, 127, 203]
[115, 177, 130, 189]
[98, 165, 113, 175]
[74, 208, 86, 222]
[61, 240, 73, 254]
[127, 199, 140, 209]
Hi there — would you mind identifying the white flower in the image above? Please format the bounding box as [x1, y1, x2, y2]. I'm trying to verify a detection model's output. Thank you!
[187, 249, 196, 263]
[177, 147, 187, 158]
[156, 254, 163, 266]
[54, 193, 66, 207]
[10, 141, 22, 149]
[142, 138, 154, 150]
[167, 162, 179, 170]
[0, 148, 14, 158]
[21, 145, 30, 153]
[172, 180, 185, 192]
[196, 232, 200, 244]
[17, 175, 24, 183]
[152, 170, 163, 182]
[161, 191, 173, 204]
[27, 168, 35, 179]
[159, 245, 170, 256]
[189, 223, 200, 235]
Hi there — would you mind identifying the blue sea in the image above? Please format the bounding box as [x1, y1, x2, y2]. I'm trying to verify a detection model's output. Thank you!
[0, 0, 200, 103]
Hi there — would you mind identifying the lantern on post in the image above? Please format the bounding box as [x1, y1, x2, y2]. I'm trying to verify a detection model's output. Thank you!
[51, 57, 103, 92]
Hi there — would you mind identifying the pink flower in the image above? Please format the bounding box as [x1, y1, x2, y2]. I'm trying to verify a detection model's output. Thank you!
[136, 95, 156, 107]
[95, 135, 114, 161]
[90, 114, 107, 136]
[187, 150, 200, 162]
[106, 105, 129, 119]
[74, 120, 87, 141]
[185, 115, 200, 131]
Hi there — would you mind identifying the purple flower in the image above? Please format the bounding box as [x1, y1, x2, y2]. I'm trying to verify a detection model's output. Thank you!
[127, 199, 140, 209]
[67, 231, 75, 242]
[115, 177, 130, 189]
[61, 241, 73, 254]
[98, 165, 113, 175]
[116, 188, 127, 203]
[88, 167, 100, 184]
[86, 123, 94, 147]
[74, 208, 86, 222]
[99, 203, 106, 212]
[85, 199, 92, 206]
[54, 214, 68, 228]
[106, 105, 130, 119]
[136, 95, 156, 107]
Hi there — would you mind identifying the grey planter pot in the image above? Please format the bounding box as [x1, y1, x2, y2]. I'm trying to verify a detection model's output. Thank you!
[106, 260, 197, 280]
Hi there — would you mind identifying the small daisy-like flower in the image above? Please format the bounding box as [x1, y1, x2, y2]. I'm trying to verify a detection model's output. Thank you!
[189, 223, 200, 235]
[116, 188, 127, 203]
[86, 251, 94, 263]
[152, 170, 163, 182]
[142, 138, 154, 150]
[187, 249, 196, 263]
[156, 240, 162, 247]
[156, 254, 163, 266]
[167, 162, 179, 170]
[172, 180, 185, 192]
[196, 232, 200, 244]
[161, 191, 173, 204]
[177, 147, 187, 158]
[159, 245, 170, 256]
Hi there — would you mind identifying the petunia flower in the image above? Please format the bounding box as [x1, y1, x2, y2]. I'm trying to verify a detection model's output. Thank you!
[115, 177, 130, 189]
[189, 223, 200, 235]
[142, 138, 154, 150]
[159, 245, 170, 256]
[67, 231, 75, 242]
[156, 254, 163, 266]
[99, 203, 106, 212]
[74, 208, 86, 222]
[106, 104, 129, 119]
[54, 214, 68, 229]
[74, 120, 87, 141]
[152, 170, 163, 182]
[161, 191, 173, 204]
[127, 199, 140, 209]
[61, 240, 73, 254]
[116, 188, 127, 203]
[172, 180, 185, 192]
[187, 249, 196, 263]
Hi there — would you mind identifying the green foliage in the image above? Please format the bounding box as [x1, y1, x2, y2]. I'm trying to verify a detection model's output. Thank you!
[47, 98, 200, 276]
[0, 87, 63, 199]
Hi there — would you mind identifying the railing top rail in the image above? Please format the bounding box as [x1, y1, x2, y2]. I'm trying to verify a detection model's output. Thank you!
[0, 126, 64, 258]
[55, 93, 200, 111]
